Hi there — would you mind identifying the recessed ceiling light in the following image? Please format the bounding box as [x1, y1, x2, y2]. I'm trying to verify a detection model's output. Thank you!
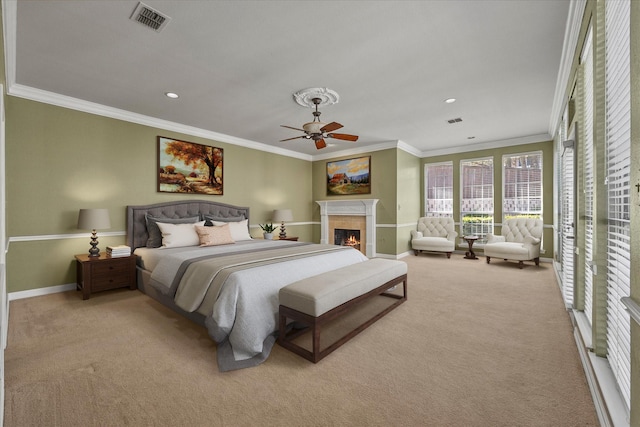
[165, 92, 179, 99]
[444, 98, 456, 104]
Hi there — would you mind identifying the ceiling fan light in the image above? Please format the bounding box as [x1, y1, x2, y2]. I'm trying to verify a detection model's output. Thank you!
[303, 122, 325, 134]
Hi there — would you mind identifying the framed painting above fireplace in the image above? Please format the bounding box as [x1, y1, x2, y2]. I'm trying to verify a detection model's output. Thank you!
[326, 156, 371, 196]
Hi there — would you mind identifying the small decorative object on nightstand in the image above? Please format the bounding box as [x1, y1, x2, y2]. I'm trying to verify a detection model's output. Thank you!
[259, 223, 277, 240]
[272, 209, 293, 239]
[279, 236, 299, 241]
[77, 208, 111, 257]
[75, 253, 137, 300]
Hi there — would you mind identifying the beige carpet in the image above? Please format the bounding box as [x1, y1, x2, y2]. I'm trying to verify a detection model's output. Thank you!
[4, 254, 598, 426]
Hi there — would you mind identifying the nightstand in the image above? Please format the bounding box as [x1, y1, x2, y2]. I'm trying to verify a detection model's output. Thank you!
[75, 253, 137, 300]
[278, 236, 299, 241]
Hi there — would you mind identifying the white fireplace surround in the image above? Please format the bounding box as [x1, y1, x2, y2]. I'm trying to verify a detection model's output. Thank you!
[317, 199, 379, 258]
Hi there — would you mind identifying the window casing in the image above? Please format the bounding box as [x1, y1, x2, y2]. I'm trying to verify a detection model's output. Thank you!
[424, 162, 453, 217]
[502, 152, 543, 220]
[460, 158, 493, 241]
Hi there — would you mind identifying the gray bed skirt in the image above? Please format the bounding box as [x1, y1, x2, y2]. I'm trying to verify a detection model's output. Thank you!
[137, 267, 208, 327]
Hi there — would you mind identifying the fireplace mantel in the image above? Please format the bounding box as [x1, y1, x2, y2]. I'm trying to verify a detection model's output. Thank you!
[316, 199, 378, 257]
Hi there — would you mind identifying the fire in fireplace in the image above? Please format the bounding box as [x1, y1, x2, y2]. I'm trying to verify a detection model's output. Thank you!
[334, 229, 361, 251]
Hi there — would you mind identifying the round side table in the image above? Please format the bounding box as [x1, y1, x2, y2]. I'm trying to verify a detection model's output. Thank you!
[463, 235, 479, 260]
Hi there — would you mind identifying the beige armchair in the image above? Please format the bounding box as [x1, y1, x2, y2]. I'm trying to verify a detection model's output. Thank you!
[411, 217, 457, 258]
[484, 218, 543, 269]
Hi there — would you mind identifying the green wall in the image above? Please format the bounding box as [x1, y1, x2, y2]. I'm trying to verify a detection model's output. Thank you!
[395, 149, 422, 254]
[5, 97, 312, 292]
[420, 140, 555, 259]
[4, 94, 555, 294]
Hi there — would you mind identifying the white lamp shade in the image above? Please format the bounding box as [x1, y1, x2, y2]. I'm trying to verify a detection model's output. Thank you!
[272, 209, 293, 222]
[77, 208, 111, 230]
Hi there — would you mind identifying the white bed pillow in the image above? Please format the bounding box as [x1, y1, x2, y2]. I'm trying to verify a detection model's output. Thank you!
[195, 224, 235, 246]
[157, 221, 206, 248]
[212, 219, 252, 241]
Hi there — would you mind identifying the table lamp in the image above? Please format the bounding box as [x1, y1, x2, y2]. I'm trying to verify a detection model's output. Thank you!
[77, 208, 111, 257]
[272, 209, 293, 239]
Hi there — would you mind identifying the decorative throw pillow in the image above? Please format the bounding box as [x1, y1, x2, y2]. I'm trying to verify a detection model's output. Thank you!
[212, 219, 252, 241]
[195, 224, 235, 246]
[203, 214, 245, 223]
[145, 215, 200, 248]
[156, 221, 205, 248]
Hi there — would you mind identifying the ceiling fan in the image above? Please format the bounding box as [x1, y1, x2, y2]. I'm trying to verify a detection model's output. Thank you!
[280, 97, 359, 150]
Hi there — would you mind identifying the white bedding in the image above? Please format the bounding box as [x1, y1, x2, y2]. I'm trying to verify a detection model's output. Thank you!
[134, 240, 369, 364]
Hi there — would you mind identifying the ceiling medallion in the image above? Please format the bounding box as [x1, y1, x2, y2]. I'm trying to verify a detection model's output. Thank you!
[293, 87, 340, 108]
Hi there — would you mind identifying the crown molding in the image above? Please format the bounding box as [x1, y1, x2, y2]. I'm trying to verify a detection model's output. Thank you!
[311, 140, 402, 161]
[3, 0, 550, 164]
[420, 133, 551, 158]
[548, 0, 587, 137]
[7, 84, 314, 161]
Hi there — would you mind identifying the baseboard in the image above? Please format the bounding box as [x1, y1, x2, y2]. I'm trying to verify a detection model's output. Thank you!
[8, 283, 76, 301]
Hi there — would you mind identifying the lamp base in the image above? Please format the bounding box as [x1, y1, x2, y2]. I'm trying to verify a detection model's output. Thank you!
[88, 230, 100, 257]
[279, 223, 287, 239]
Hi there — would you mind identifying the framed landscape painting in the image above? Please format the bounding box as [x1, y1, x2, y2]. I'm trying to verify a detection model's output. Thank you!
[157, 136, 223, 195]
[326, 156, 371, 196]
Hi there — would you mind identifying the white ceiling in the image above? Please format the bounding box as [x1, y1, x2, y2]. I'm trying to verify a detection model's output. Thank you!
[8, 0, 570, 159]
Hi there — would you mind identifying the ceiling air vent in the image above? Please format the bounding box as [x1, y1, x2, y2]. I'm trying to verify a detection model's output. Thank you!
[447, 117, 463, 124]
[130, 2, 171, 32]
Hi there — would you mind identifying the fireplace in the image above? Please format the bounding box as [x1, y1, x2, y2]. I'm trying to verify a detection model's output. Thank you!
[317, 199, 378, 258]
[334, 229, 361, 251]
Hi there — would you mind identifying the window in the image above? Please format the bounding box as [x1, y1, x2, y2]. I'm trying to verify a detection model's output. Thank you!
[424, 162, 453, 217]
[460, 158, 493, 241]
[581, 23, 595, 325]
[502, 152, 543, 220]
[604, 0, 631, 410]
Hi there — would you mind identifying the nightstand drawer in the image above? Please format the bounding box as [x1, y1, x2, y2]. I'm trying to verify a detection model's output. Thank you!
[92, 261, 131, 277]
[91, 270, 131, 291]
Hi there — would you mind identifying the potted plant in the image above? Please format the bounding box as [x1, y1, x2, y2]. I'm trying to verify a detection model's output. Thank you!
[259, 223, 277, 240]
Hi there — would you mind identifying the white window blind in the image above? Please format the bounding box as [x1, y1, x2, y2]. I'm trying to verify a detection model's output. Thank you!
[502, 152, 543, 220]
[460, 158, 493, 241]
[424, 162, 453, 217]
[581, 24, 594, 325]
[561, 124, 575, 308]
[605, 0, 631, 411]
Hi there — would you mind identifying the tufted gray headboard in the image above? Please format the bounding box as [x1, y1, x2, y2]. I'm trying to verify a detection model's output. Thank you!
[126, 200, 250, 250]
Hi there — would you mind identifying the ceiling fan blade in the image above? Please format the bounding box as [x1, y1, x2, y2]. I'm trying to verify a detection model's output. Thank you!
[315, 139, 327, 149]
[328, 133, 359, 142]
[280, 135, 307, 142]
[320, 122, 343, 133]
[281, 125, 306, 132]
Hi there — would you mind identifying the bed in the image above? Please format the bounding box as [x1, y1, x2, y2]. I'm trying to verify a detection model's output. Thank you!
[126, 200, 368, 371]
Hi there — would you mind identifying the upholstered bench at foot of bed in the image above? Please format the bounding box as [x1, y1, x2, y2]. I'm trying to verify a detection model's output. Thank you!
[277, 258, 408, 363]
